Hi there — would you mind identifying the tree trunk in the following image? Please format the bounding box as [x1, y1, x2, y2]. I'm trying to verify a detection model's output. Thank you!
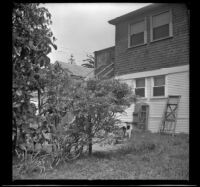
[88, 142, 92, 155]
[54, 115, 58, 129]
[12, 117, 17, 155]
[88, 116, 92, 156]
[38, 89, 41, 114]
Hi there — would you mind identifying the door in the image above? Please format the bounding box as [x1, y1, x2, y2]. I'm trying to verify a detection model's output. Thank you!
[139, 105, 149, 130]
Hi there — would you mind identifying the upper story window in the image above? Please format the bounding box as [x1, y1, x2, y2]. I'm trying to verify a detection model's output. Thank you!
[129, 19, 146, 47]
[135, 78, 145, 97]
[151, 10, 173, 41]
[153, 75, 165, 97]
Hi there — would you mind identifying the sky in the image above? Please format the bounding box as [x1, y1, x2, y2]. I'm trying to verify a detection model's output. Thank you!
[43, 3, 151, 66]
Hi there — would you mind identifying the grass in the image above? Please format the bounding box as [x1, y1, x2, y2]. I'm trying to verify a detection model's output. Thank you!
[13, 130, 189, 180]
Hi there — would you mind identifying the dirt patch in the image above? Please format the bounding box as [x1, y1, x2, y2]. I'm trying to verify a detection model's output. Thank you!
[92, 142, 125, 153]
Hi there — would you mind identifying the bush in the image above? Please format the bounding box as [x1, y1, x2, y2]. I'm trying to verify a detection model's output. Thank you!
[14, 152, 46, 176]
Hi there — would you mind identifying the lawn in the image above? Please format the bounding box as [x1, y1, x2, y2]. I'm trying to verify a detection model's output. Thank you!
[13, 130, 189, 180]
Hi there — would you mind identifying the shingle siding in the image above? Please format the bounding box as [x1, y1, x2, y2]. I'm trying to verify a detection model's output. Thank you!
[94, 46, 115, 78]
[114, 4, 189, 76]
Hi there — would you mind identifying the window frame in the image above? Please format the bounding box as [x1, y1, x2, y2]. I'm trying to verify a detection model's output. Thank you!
[150, 9, 173, 42]
[128, 17, 147, 48]
[151, 75, 166, 98]
[134, 78, 147, 98]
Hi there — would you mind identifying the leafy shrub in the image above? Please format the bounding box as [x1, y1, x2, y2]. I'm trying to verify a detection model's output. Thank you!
[14, 152, 47, 176]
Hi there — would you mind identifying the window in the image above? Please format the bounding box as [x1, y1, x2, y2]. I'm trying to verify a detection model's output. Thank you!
[151, 10, 172, 41]
[135, 78, 145, 97]
[129, 19, 146, 47]
[153, 75, 165, 97]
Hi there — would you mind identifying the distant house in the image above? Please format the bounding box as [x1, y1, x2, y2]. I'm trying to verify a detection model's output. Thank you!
[55, 61, 94, 81]
[30, 61, 94, 113]
[94, 46, 115, 79]
[94, 3, 189, 134]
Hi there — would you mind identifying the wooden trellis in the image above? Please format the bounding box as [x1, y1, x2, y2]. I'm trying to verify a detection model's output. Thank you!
[160, 95, 181, 135]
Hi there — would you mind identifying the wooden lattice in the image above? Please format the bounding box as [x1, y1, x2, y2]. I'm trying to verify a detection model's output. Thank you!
[160, 95, 181, 135]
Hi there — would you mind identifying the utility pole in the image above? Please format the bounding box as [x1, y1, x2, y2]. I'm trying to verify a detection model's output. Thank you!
[68, 54, 76, 65]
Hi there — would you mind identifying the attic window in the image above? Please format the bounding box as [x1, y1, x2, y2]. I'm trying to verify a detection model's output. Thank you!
[151, 10, 173, 41]
[129, 19, 146, 47]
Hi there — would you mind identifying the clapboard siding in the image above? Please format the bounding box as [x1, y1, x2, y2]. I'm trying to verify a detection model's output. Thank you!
[167, 71, 189, 133]
[117, 104, 135, 122]
[175, 118, 189, 133]
[148, 117, 160, 133]
[147, 99, 167, 117]
[148, 117, 189, 133]
[167, 71, 189, 118]
[118, 69, 189, 133]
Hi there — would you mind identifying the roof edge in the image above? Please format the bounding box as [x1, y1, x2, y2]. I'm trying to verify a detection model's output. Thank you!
[94, 46, 115, 54]
[108, 3, 163, 25]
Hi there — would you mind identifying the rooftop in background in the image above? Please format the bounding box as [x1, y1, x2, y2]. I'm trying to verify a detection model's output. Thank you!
[108, 3, 161, 25]
[94, 46, 115, 54]
[55, 61, 94, 79]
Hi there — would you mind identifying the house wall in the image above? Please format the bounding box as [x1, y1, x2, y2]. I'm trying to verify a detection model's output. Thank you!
[117, 65, 189, 133]
[114, 3, 189, 76]
[94, 4, 189, 133]
[94, 46, 115, 76]
[167, 71, 189, 133]
[147, 70, 189, 133]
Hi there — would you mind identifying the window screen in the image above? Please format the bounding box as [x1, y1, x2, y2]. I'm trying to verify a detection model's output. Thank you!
[154, 75, 165, 86]
[152, 11, 170, 40]
[135, 78, 145, 97]
[153, 24, 169, 40]
[135, 88, 145, 97]
[130, 32, 144, 46]
[130, 20, 145, 46]
[153, 75, 165, 96]
[152, 11, 170, 27]
[136, 78, 145, 87]
[153, 87, 165, 96]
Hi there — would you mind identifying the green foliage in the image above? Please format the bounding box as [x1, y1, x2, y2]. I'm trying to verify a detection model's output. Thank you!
[12, 3, 57, 151]
[40, 63, 72, 126]
[12, 3, 135, 163]
[81, 54, 95, 68]
[14, 152, 46, 175]
[70, 78, 136, 153]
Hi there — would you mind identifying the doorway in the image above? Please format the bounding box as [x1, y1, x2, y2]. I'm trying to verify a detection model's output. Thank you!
[133, 103, 149, 130]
